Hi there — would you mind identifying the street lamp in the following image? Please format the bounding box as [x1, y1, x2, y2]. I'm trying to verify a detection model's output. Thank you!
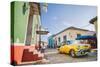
[36, 26, 49, 50]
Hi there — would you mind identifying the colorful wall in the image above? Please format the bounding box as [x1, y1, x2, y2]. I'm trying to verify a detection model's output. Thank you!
[53, 27, 94, 46]
[11, 2, 44, 65]
[11, 2, 41, 46]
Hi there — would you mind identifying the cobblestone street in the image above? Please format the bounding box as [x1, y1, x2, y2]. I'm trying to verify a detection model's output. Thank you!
[44, 48, 97, 64]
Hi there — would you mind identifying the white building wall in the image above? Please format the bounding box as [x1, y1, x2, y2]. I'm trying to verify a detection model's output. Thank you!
[53, 29, 94, 46]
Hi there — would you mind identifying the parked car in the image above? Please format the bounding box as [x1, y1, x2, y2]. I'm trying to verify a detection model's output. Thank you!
[58, 40, 91, 57]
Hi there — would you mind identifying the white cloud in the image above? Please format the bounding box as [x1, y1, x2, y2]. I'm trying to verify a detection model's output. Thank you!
[47, 33, 52, 37]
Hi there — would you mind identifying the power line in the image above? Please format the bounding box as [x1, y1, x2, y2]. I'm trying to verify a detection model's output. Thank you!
[79, 24, 91, 28]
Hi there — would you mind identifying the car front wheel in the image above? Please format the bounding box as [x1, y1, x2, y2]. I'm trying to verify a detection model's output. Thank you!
[70, 50, 76, 57]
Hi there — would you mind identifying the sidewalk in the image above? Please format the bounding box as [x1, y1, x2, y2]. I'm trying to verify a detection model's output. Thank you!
[44, 48, 58, 55]
[44, 51, 58, 55]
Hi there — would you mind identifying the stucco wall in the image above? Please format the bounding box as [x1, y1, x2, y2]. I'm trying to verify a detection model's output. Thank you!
[11, 2, 30, 44]
[11, 2, 41, 45]
[94, 21, 97, 33]
[53, 29, 93, 46]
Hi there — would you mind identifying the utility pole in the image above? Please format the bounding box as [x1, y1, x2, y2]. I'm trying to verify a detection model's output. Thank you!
[39, 26, 41, 50]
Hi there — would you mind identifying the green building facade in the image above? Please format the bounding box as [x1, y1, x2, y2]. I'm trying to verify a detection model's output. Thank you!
[11, 1, 41, 46]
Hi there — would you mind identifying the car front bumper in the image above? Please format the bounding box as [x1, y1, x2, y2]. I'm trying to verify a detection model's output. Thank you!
[75, 49, 90, 56]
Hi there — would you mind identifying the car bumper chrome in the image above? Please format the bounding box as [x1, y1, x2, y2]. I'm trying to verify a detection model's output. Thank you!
[75, 49, 90, 56]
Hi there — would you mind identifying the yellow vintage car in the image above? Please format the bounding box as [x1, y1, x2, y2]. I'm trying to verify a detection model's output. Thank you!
[58, 40, 91, 57]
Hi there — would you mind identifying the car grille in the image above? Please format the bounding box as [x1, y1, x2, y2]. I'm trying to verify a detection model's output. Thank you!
[79, 49, 89, 53]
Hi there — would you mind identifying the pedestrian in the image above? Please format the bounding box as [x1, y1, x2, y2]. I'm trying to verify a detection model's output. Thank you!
[41, 42, 46, 53]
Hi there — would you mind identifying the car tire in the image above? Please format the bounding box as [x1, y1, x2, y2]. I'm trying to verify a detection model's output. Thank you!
[70, 50, 76, 58]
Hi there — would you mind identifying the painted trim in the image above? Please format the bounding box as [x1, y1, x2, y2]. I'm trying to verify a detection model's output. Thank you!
[24, 3, 30, 45]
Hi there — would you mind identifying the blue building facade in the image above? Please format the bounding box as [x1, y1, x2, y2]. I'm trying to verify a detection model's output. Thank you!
[48, 35, 55, 48]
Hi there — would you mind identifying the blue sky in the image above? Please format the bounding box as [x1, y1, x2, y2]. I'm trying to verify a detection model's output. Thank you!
[40, 3, 97, 42]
